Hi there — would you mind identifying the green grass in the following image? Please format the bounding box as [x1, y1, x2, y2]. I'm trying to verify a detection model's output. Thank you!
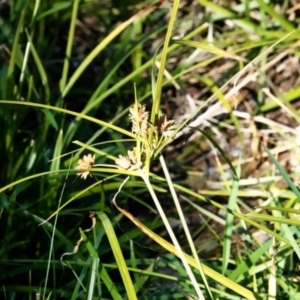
[1, 0, 300, 299]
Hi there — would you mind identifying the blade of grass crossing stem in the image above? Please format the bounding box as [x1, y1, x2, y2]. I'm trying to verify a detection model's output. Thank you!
[159, 155, 213, 299]
[59, 0, 79, 93]
[262, 144, 300, 200]
[97, 212, 137, 300]
[222, 158, 241, 275]
[120, 205, 256, 300]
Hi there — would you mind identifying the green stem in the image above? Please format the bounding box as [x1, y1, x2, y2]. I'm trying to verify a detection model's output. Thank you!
[141, 168, 205, 300]
[159, 155, 214, 299]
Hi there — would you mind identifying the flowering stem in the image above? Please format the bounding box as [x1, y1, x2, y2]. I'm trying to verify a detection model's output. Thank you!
[140, 167, 205, 300]
[160, 155, 213, 299]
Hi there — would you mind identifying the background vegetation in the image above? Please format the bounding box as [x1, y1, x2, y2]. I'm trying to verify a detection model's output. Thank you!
[1, 0, 300, 299]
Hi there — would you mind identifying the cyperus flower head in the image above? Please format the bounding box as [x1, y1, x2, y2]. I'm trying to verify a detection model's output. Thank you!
[115, 148, 142, 170]
[129, 103, 149, 136]
[155, 114, 176, 138]
[75, 154, 95, 179]
[115, 155, 131, 170]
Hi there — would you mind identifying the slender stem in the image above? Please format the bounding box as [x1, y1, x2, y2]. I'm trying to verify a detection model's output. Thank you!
[141, 168, 205, 300]
[160, 155, 213, 299]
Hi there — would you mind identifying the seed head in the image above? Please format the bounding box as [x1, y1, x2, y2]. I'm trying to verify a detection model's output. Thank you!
[129, 103, 149, 136]
[75, 154, 95, 179]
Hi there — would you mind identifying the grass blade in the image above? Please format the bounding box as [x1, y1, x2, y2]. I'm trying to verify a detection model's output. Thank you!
[97, 212, 137, 300]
